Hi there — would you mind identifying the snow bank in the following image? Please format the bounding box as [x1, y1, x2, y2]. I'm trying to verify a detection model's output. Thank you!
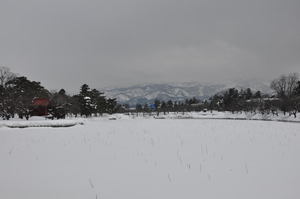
[151, 111, 300, 123]
[0, 111, 299, 128]
[0, 118, 83, 128]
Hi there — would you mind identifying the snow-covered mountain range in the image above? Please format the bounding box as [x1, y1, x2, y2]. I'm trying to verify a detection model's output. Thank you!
[102, 81, 271, 105]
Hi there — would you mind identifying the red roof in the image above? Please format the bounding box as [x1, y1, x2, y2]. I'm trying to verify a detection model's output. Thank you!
[32, 98, 49, 106]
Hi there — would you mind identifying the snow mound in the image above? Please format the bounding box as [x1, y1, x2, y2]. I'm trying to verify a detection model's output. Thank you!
[0, 120, 83, 128]
[154, 111, 300, 123]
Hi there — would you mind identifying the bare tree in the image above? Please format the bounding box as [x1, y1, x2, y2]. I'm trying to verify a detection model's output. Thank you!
[270, 73, 300, 116]
[0, 66, 16, 87]
[270, 73, 299, 98]
[287, 73, 299, 97]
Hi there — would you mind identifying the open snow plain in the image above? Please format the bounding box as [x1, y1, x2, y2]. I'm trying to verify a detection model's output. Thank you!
[1, 117, 300, 199]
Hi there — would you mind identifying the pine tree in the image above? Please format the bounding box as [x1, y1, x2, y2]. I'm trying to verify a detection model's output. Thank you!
[79, 84, 93, 117]
[49, 89, 69, 119]
[5, 76, 49, 119]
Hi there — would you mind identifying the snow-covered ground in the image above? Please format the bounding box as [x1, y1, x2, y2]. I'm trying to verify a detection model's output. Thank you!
[0, 116, 300, 199]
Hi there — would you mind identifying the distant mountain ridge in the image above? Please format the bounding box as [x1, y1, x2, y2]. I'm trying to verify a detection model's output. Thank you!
[102, 81, 271, 105]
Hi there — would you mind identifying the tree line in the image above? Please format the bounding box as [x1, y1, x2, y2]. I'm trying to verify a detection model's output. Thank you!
[133, 73, 300, 118]
[0, 67, 122, 120]
[1, 66, 300, 119]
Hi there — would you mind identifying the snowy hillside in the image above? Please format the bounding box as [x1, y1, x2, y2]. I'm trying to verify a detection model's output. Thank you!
[102, 81, 271, 105]
[1, 117, 299, 199]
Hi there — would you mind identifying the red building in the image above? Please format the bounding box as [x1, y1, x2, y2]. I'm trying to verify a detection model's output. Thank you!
[31, 98, 50, 116]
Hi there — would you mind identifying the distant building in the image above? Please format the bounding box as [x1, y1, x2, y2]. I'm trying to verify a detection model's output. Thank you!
[150, 104, 156, 110]
[31, 98, 50, 116]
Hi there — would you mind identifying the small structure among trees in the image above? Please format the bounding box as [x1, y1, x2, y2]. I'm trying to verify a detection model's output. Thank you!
[0, 67, 121, 120]
[31, 98, 50, 116]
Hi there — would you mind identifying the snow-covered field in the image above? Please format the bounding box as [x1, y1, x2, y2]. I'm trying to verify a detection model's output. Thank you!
[0, 117, 300, 199]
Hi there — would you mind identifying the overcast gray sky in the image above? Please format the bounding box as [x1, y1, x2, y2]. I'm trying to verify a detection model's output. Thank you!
[0, 0, 299, 92]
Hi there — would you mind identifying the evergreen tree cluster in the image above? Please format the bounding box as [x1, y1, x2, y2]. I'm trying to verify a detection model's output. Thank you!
[0, 67, 121, 120]
[0, 75, 50, 120]
[71, 84, 121, 117]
